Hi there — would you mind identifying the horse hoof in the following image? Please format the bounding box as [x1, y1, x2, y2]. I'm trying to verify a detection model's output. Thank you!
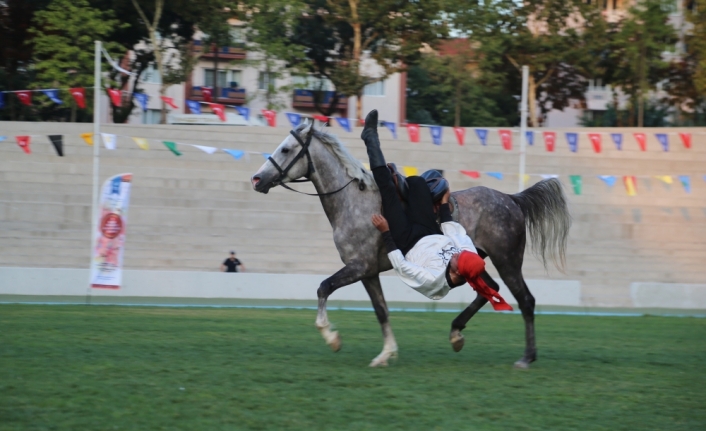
[329, 331, 342, 352]
[449, 330, 465, 352]
[513, 360, 530, 369]
[369, 350, 397, 368]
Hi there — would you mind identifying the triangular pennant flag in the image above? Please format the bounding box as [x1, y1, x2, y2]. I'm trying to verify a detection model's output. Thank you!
[211, 103, 226, 122]
[132, 137, 149, 150]
[235, 106, 250, 122]
[523, 174, 530, 186]
[201, 87, 213, 103]
[80, 132, 93, 146]
[588, 133, 602, 153]
[610, 133, 623, 150]
[655, 133, 669, 152]
[162, 141, 182, 156]
[541, 174, 559, 179]
[525, 130, 534, 146]
[486, 172, 503, 180]
[101, 133, 117, 150]
[598, 175, 617, 187]
[186, 100, 201, 114]
[223, 149, 245, 160]
[15, 135, 31, 154]
[335, 117, 351, 132]
[623, 176, 637, 196]
[475, 129, 488, 146]
[16, 90, 32, 106]
[48, 135, 63, 156]
[569, 175, 582, 195]
[566, 132, 578, 152]
[262, 153, 272, 159]
[383, 121, 397, 139]
[0, 136, 6, 142]
[453, 127, 465, 146]
[160, 96, 178, 109]
[402, 166, 418, 176]
[134, 93, 149, 112]
[262, 109, 277, 127]
[678, 175, 691, 193]
[407, 123, 420, 143]
[70, 88, 86, 108]
[192, 144, 217, 154]
[498, 129, 512, 150]
[313, 114, 329, 123]
[0, 91, 5, 109]
[678, 132, 691, 149]
[460, 170, 480, 179]
[286, 112, 302, 127]
[41, 89, 63, 104]
[106, 88, 121, 106]
[655, 175, 673, 185]
[633, 133, 647, 151]
[430, 125, 442, 145]
[543, 131, 556, 152]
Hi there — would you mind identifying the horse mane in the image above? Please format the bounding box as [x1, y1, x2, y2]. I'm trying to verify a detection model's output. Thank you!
[295, 123, 378, 191]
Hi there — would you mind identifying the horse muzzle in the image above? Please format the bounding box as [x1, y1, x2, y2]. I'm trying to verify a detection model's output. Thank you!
[251, 174, 274, 194]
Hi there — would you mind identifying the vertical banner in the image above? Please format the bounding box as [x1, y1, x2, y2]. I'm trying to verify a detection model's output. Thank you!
[101, 133, 117, 150]
[525, 130, 534, 146]
[48, 135, 64, 156]
[543, 131, 556, 152]
[474, 129, 488, 146]
[106, 88, 121, 106]
[588, 133, 602, 153]
[286, 112, 302, 127]
[262, 109, 277, 127]
[336, 117, 351, 132]
[15, 135, 31, 154]
[70, 88, 86, 108]
[201, 87, 213, 103]
[498, 129, 512, 150]
[453, 127, 465, 146]
[383, 121, 397, 139]
[569, 175, 582, 195]
[16, 90, 32, 106]
[430, 125, 442, 145]
[186, 100, 201, 114]
[211, 104, 226, 122]
[91, 174, 133, 289]
[623, 176, 637, 196]
[407, 123, 420, 143]
[633, 133, 647, 151]
[235, 106, 250, 122]
[678, 132, 691, 149]
[41, 89, 63, 104]
[566, 132, 578, 152]
[160, 96, 178, 109]
[610, 133, 623, 150]
[134, 93, 149, 112]
[655, 133, 669, 152]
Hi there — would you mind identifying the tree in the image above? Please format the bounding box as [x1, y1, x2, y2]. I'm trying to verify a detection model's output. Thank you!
[29, 0, 124, 121]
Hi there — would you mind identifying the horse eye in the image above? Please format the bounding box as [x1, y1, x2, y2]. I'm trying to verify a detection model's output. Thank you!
[281, 148, 290, 154]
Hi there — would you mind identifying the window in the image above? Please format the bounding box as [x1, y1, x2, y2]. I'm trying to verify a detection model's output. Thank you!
[204, 69, 228, 88]
[141, 64, 161, 84]
[258, 72, 275, 90]
[230, 70, 242, 88]
[363, 80, 385, 96]
[292, 75, 332, 91]
[143, 109, 161, 124]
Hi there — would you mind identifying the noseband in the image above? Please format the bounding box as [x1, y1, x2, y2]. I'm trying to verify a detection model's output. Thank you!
[266, 127, 361, 197]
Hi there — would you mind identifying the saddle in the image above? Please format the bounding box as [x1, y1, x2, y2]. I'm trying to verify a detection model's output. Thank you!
[387, 163, 449, 204]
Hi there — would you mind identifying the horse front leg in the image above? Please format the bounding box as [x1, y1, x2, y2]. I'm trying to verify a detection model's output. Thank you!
[315, 263, 366, 353]
[361, 276, 398, 367]
[449, 271, 497, 352]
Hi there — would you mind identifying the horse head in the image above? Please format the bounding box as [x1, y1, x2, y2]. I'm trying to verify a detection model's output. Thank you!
[251, 123, 315, 194]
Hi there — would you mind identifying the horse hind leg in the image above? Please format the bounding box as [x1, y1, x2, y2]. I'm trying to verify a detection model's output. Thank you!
[449, 271, 497, 352]
[362, 276, 398, 367]
[315, 263, 366, 353]
[496, 263, 537, 369]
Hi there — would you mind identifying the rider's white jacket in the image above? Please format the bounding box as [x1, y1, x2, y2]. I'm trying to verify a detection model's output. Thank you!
[387, 221, 477, 300]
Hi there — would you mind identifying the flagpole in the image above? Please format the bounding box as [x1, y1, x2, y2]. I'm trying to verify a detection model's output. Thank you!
[88, 40, 101, 300]
[519, 65, 529, 192]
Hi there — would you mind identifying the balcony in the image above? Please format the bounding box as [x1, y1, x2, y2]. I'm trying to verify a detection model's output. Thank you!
[192, 40, 246, 60]
[191, 86, 246, 105]
[292, 90, 347, 111]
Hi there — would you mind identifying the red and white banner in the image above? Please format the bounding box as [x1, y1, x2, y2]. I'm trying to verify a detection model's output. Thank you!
[91, 173, 132, 289]
[679, 132, 692, 149]
[16, 91, 32, 106]
[202, 87, 213, 103]
[107, 89, 121, 106]
[498, 129, 512, 150]
[543, 131, 556, 152]
[633, 133, 647, 151]
[407, 123, 420, 143]
[15, 136, 31, 154]
[211, 103, 226, 122]
[588, 133, 602, 153]
[262, 109, 277, 127]
[453, 127, 465, 146]
[70, 88, 86, 108]
[160, 96, 178, 109]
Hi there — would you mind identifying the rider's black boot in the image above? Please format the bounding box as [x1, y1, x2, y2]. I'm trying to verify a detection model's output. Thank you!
[361, 109, 386, 170]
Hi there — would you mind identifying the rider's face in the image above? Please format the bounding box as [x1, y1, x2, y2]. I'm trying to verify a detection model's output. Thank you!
[448, 253, 465, 286]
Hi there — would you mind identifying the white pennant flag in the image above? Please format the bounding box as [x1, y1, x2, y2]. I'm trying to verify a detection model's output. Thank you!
[191, 144, 218, 154]
[540, 174, 559, 180]
[101, 133, 117, 150]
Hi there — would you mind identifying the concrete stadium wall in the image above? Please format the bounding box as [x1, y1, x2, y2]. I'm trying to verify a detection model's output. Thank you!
[1, 121, 705, 308]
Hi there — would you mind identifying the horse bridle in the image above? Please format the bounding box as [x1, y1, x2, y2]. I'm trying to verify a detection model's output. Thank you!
[266, 127, 361, 197]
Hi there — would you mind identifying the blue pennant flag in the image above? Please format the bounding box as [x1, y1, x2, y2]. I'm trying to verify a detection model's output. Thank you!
[678, 175, 691, 193]
[486, 172, 503, 180]
[0, 136, 7, 142]
[235, 106, 250, 122]
[430, 125, 442, 145]
[41, 89, 63, 104]
[186, 100, 201, 115]
[610, 133, 623, 150]
[133, 93, 149, 112]
[382, 121, 397, 139]
[598, 175, 617, 187]
[286, 112, 302, 128]
[475, 129, 488, 146]
[262, 153, 271, 160]
[223, 149, 244, 160]
[336, 117, 351, 132]
[656, 133, 669, 152]
[0, 92, 5, 109]
[526, 130, 534, 146]
[566, 132, 578, 152]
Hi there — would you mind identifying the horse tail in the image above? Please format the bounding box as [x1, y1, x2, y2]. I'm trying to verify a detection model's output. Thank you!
[509, 178, 572, 272]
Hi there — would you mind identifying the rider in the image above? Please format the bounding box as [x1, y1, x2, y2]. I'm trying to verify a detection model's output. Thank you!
[362, 109, 512, 310]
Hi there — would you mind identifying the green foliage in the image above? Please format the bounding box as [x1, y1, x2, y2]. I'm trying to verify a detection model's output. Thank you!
[579, 101, 672, 127]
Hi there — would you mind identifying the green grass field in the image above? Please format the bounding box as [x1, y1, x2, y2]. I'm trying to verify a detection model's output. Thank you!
[1, 305, 705, 430]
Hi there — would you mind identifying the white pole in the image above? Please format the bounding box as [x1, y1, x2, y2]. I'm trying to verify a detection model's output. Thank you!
[518, 65, 529, 192]
[88, 40, 101, 293]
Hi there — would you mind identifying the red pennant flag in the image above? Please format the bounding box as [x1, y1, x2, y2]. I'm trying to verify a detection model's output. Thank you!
[211, 103, 226, 122]
[588, 133, 602, 153]
[407, 123, 420, 143]
[313, 115, 329, 123]
[15, 135, 31, 154]
[201, 87, 212, 103]
[262, 109, 276, 127]
[498, 129, 512, 150]
[16, 90, 32, 106]
[107, 89, 121, 106]
[633, 133, 647, 151]
[453, 127, 465, 146]
[543, 131, 556, 152]
[679, 132, 691, 149]
[460, 170, 480, 179]
[160, 96, 178, 109]
[70, 88, 86, 108]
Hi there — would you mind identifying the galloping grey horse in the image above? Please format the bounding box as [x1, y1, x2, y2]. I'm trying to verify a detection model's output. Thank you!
[251, 122, 571, 368]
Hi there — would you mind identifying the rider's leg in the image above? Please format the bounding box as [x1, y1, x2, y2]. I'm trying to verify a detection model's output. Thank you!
[406, 176, 442, 237]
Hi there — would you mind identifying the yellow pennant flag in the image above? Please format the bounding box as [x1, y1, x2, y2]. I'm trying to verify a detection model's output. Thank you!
[80, 132, 93, 146]
[362, 162, 370, 171]
[403, 166, 418, 176]
[523, 174, 530, 186]
[623, 176, 637, 196]
[132, 137, 149, 150]
[654, 175, 672, 185]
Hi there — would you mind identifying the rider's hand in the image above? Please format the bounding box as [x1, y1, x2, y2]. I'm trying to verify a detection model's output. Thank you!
[441, 189, 451, 204]
[371, 214, 390, 233]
